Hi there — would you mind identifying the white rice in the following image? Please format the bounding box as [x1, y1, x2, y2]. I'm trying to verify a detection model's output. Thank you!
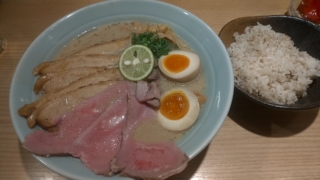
[227, 23, 320, 105]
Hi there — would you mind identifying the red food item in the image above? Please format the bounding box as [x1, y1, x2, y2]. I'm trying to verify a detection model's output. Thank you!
[297, 0, 320, 24]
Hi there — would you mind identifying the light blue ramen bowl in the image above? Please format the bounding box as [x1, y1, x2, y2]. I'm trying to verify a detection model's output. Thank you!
[9, 0, 234, 179]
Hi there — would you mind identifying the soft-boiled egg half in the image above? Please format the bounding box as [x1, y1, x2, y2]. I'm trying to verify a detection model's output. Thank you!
[157, 87, 200, 131]
[158, 50, 200, 82]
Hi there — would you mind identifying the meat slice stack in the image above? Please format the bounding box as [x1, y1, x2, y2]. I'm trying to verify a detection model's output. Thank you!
[112, 93, 188, 179]
[23, 81, 189, 179]
[24, 81, 130, 175]
[18, 37, 131, 129]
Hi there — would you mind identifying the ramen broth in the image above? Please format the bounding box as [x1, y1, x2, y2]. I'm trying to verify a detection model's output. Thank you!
[55, 21, 206, 143]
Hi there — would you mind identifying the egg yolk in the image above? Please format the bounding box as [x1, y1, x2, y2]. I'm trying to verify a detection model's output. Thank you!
[159, 91, 190, 120]
[163, 54, 190, 73]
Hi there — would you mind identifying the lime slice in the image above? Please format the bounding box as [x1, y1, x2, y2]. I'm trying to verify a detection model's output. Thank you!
[119, 45, 154, 81]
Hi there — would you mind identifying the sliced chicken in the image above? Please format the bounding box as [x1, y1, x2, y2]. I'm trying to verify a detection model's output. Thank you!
[33, 54, 120, 75]
[121, 21, 149, 34]
[41, 68, 122, 94]
[19, 69, 123, 120]
[33, 37, 131, 75]
[75, 36, 131, 55]
[34, 67, 105, 93]
[27, 81, 120, 129]
[33, 73, 56, 93]
[122, 22, 168, 34]
[47, 68, 123, 95]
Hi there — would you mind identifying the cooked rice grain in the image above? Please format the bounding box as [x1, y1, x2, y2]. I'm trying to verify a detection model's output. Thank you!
[228, 23, 320, 105]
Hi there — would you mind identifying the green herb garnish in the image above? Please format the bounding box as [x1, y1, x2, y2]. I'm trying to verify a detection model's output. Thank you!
[132, 32, 177, 59]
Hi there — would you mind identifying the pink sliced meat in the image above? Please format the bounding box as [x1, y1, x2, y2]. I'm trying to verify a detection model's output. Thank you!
[23, 81, 130, 174]
[112, 94, 189, 179]
[23, 80, 188, 178]
[124, 94, 157, 138]
[69, 95, 127, 175]
[136, 80, 161, 108]
[136, 81, 149, 102]
[117, 140, 188, 180]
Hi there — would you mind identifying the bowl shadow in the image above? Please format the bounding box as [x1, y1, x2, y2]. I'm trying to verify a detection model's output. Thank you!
[228, 89, 319, 137]
[167, 145, 208, 180]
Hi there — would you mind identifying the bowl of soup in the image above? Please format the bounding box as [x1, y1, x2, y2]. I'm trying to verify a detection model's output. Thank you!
[9, 0, 234, 179]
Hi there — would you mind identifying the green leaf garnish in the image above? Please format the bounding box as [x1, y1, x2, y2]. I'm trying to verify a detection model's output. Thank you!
[132, 32, 177, 59]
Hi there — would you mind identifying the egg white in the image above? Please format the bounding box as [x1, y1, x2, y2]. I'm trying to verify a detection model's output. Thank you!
[157, 87, 200, 131]
[158, 50, 201, 82]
